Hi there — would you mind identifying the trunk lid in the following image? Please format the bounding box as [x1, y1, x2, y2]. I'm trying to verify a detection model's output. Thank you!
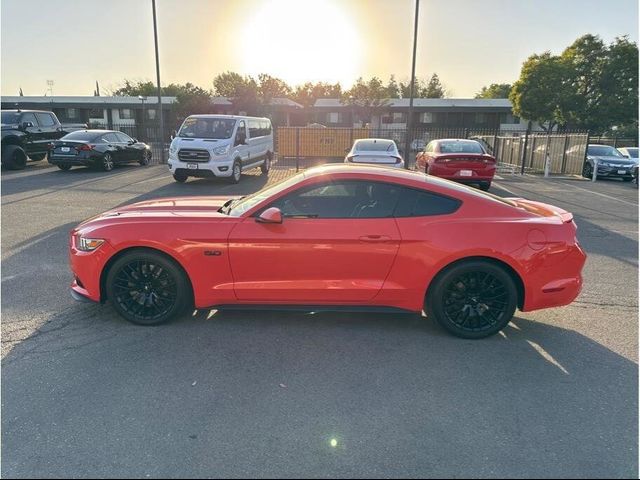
[508, 198, 574, 223]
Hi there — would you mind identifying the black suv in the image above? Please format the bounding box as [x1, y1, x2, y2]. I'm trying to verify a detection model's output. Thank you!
[1, 110, 85, 170]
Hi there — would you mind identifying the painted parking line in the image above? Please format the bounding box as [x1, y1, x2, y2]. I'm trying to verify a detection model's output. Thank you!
[555, 181, 639, 207]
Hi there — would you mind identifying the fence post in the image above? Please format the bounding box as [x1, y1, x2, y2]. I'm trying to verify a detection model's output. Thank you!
[561, 135, 570, 174]
[543, 132, 552, 177]
[529, 135, 537, 168]
[520, 121, 532, 174]
[584, 131, 592, 180]
[295, 127, 300, 172]
[493, 130, 498, 158]
[614, 134, 618, 148]
[464, 128, 469, 139]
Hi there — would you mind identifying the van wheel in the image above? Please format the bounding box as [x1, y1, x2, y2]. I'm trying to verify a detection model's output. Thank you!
[58, 164, 72, 171]
[261, 155, 271, 174]
[173, 173, 188, 183]
[426, 260, 517, 339]
[229, 160, 242, 184]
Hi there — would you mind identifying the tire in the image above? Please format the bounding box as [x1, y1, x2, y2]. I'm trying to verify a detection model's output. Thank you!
[479, 182, 491, 191]
[57, 164, 72, 171]
[228, 160, 242, 184]
[2, 145, 27, 170]
[30, 153, 47, 161]
[106, 250, 191, 326]
[139, 150, 151, 166]
[426, 260, 518, 339]
[582, 162, 594, 179]
[101, 153, 114, 172]
[173, 173, 188, 183]
[261, 154, 271, 174]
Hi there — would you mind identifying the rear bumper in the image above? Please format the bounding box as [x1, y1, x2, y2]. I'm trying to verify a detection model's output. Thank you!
[428, 165, 495, 183]
[49, 154, 94, 166]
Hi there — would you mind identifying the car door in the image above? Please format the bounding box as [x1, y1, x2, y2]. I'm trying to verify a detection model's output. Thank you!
[228, 179, 402, 303]
[103, 132, 126, 162]
[233, 120, 250, 167]
[19, 112, 41, 155]
[247, 119, 261, 162]
[35, 112, 62, 145]
[114, 131, 136, 161]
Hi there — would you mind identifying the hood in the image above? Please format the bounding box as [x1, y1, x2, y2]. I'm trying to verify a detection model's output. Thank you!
[76, 195, 242, 230]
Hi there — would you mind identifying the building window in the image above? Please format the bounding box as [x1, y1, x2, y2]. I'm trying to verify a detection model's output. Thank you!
[119, 108, 134, 120]
[499, 113, 519, 124]
[420, 112, 434, 123]
[89, 108, 104, 119]
[475, 113, 487, 124]
[382, 112, 406, 124]
[147, 108, 156, 120]
[327, 112, 342, 124]
[66, 108, 79, 119]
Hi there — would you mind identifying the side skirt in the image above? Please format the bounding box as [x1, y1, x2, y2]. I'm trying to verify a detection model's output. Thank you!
[211, 304, 418, 314]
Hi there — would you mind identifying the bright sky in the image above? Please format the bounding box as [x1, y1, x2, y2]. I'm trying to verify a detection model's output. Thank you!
[1, 0, 638, 97]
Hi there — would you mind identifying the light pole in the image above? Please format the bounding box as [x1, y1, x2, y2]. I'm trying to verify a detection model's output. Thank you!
[138, 95, 147, 142]
[403, 0, 420, 169]
[152, 0, 165, 162]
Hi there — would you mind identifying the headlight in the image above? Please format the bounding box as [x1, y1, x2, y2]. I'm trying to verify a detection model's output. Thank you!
[76, 236, 105, 251]
[169, 144, 177, 155]
[213, 145, 230, 156]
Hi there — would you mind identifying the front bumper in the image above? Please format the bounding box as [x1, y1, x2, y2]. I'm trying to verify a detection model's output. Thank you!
[69, 235, 115, 303]
[596, 164, 634, 177]
[168, 157, 234, 177]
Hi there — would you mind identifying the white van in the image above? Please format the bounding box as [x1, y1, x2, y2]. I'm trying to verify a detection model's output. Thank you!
[168, 115, 274, 183]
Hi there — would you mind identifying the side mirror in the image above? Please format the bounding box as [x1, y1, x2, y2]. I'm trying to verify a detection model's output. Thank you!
[21, 121, 33, 129]
[256, 207, 283, 224]
[128, 139, 136, 145]
[344, 148, 350, 154]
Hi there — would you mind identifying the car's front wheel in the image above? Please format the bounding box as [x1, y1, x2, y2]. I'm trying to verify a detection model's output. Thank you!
[426, 260, 517, 339]
[173, 173, 187, 183]
[57, 164, 72, 171]
[140, 150, 151, 166]
[106, 250, 191, 325]
[101, 153, 114, 172]
[582, 162, 594, 179]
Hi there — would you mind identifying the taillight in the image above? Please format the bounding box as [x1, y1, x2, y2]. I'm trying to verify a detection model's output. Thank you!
[76, 144, 94, 151]
[46, 143, 54, 150]
[435, 157, 450, 163]
[483, 156, 496, 164]
[394, 156, 402, 164]
[346, 155, 354, 162]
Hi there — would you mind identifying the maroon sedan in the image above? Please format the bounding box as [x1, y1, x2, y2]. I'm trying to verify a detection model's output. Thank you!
[415, 139, 496, 191]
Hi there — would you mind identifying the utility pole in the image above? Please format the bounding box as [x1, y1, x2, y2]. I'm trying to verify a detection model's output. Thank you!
[403, 0, 420, 169]
[152, 0, 165, 162]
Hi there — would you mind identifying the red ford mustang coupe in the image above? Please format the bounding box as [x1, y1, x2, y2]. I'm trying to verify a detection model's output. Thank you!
[415, 138, 496, 191]
[69, 165, 585, 338]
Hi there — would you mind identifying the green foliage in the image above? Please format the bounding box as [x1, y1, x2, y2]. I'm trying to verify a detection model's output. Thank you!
[293, 82, 342, 108]
[399, 74, 447, 98]
[424, 74, 446, 98]
[112, 80, 158, 97]
[511, 34, 638, 133]
[475, 83, 512, 99]
[342, 77, 389, 125]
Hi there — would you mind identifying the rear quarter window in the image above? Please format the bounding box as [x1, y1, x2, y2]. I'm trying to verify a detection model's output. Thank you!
[394, 188, 461, 217]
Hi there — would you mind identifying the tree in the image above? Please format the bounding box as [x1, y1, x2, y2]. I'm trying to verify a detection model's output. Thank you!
[399, 78, 425, 98]
[342, 76, 388, 125]
[385, 75, 400, 99]
[475, 83, 512, 99]
[511, 34, 638, 133]
[292, 81, 342, 108]
[212, 71, 259, 114]
[510, 52, 576, 131]
[424, 74, 446, 98]
[257, 74, 292, 103]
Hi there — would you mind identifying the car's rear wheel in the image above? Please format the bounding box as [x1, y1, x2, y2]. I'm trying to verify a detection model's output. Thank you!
[101, 153, 114, 172]
[2, 145, 27, 170]
[426, 260, 517, 339]
[57, 164, 72, 171]
[173, 173, 188, 183]
[140, 150, 151, 166]
[106, 250, 191, 326]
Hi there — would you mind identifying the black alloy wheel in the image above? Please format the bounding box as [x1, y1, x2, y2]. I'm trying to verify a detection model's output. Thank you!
[106, 251, 190, 325]
[427, 261, 517, 339]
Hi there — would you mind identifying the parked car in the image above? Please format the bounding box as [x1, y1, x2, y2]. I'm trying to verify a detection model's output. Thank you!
[168, 115, 273, 184]
[69, 164, 585, 339]
[410, 139, 426, 152]
[617, 147, 638, 162]
[48, 130, 152, 171]
[1, 109, 86, 170]
[344, 138, 404, 168]
[582, 144, 636, 181]
[415, 139, 496, 191]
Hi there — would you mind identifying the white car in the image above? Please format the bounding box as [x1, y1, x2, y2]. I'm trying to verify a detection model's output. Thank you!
[168, 115, 273, 183]
[617, 147, 639, 164]
[344, 138, 405, 168]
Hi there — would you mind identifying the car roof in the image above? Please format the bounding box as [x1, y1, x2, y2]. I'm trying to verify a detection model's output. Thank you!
[435, 138, 481, 143]
[302, 164, 440, 186]
[65, 129, 115, 134]
[187, 114, 270, 121]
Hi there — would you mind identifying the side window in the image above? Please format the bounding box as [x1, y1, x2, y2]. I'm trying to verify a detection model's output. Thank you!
[269, 180, 402, 219]
[235, 121, 246, 145]
[115, 132, 132, 143]
[103, 133, 119, 143]
[394, 187, 461, 217]
[248, 119, 261, 138]
[20, 112, 38, 126]
[35, 112, 56, 127]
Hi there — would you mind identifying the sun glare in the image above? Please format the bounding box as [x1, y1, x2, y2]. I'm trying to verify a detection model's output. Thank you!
[241, 0, 361, 87]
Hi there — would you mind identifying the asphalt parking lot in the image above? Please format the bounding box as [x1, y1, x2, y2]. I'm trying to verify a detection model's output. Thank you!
[2, 161, 638, 478]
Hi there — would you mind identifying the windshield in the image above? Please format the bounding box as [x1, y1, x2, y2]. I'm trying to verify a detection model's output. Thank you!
[225, 172, 306, 217]
[1, 112, 20, 124]
[588, 145, 624, 157]
[355, 140, 396, 152]
[178, 117, 236, 139]
[439, 141, 484, 154]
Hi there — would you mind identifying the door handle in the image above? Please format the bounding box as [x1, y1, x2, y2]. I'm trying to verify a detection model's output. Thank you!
[359, 235, 392, 243]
